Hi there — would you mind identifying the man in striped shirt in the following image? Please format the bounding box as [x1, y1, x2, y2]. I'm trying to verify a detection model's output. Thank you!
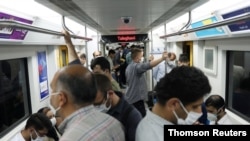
[49, 30, 125, 141]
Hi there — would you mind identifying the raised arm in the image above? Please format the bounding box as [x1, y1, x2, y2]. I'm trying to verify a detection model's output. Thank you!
[62, 30, 79, 63]
[149, 51, 168, 68]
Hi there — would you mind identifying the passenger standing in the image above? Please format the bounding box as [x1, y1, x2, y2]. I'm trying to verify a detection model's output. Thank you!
[125, 48, 168, 117]
[10, 113, 52, 141]
[91, 57, 121, 92]
[94, 73, 142, 141]
[152, 52, 176, 83]
[205, 95, 234, 125]
[90, 50, 102, 66]
[53, 30, 125, 141]
[78, 53, 86, 66]
[178, 53, 189, 66]
[106, 49, 120, 80]
[136, 66, 211, 141]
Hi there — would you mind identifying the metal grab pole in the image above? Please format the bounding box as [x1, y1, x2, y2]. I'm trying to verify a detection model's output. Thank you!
[160, 13, 250, 38]
[0, 19, 92, 41]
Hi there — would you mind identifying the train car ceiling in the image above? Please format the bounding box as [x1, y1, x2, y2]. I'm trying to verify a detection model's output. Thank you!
[35, 0, 209, 35]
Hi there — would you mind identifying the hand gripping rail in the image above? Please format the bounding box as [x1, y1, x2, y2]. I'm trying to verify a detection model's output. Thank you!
[0, 19, 92, 41]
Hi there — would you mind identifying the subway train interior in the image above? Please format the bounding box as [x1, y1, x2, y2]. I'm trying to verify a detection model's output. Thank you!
[0, 0, 250, 140]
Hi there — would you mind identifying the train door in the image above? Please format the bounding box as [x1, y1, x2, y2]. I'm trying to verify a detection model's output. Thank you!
[58, 45, 69, 67]
[182, 41, 193, 66]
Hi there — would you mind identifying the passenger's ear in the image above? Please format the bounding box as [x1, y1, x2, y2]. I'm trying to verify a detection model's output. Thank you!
[58, 92, 67, 106]
[166, 98, 180, 111]
[107, 90, 114, 97]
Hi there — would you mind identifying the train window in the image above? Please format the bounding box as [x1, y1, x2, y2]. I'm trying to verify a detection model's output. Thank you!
[0, 58, 30, 137]
[227, 51, 250, 122]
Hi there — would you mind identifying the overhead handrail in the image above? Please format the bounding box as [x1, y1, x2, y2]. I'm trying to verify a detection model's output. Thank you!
[0, 19, 92, 41]
[160, 13, 250, 38]
[61, 16, 75, 35]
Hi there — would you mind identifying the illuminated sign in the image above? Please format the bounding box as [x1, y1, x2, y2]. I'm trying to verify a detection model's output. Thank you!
[191, 16, 226, 38]
[101, 34, 148, 43]
[0, 12, 33, 40]
[117, 35, 136, 41]
[221, 6, 250, 32]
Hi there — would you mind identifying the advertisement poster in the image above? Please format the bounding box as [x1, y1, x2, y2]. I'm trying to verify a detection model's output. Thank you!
[191, 16, 226, 38]
[37, 51, 49, 100]
[221, 6, 250, 32]
[0, 11, 33, 40]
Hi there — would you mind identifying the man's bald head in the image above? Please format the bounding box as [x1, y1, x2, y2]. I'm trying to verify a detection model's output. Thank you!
[53, 65, 97, 105]
[93, 51, 101, 58]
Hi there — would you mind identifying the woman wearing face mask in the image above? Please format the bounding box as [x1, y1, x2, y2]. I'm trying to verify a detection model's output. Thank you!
[136, 66, 212, 141]
[10, 113, 52, 141]
[205, 95, 234, 125]
[37, 107, 61, 141]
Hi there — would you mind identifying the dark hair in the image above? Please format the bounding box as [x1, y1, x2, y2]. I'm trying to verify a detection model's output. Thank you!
[205, 95, 225, 110]
[37, 107, 50, 115]
[57, 65, 97, 105]
[37, 107, 60, 141]
[25, 113, 52, 131]
[155, 66, 211, 106]
[94, 73, 112, 98]
[90, 57, 111, 72]
[179, 54, 189, 63]
[79, 53, 86, 59]
[108, 49, 116, 55]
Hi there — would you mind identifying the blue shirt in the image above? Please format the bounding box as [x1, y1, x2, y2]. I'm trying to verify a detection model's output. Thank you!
[152, 61, 176, 82]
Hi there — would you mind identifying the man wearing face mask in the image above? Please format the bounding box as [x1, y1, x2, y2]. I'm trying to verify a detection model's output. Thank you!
[91, 56, 121, 92]
[51, 30, 125, 141]
[37, 107, 61, 141]
[94, 73, 142, 141]
[10, 113, 52, 141]
[136, 66, 211, 141]
[205, 95, 234, 125]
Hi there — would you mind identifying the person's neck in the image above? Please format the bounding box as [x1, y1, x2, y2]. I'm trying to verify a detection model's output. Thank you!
[218, 111, 226, 121]
[111, 93, 120, 107]
[21, 129, 30, 141]
[152, 103, 170, 121]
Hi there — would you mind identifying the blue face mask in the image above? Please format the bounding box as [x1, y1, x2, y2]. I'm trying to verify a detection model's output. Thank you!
[173, 101, 202, 125]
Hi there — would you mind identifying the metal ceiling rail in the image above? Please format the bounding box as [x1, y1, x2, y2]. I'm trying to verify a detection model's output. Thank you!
[160, 13, 250, 38]
[0, 19, 92, 41]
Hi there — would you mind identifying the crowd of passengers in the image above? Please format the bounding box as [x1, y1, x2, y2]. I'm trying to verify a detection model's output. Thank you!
[10, 30, 234, 141]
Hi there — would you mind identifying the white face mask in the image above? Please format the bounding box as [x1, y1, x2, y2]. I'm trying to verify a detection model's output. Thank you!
[48, 92, 61, 116]
[173, 101, 202, 125]
[30, 130, 44, 141]
[50, 117, 57, 126]
[94, 94, 111, 113]
[207, 112, 217, 125]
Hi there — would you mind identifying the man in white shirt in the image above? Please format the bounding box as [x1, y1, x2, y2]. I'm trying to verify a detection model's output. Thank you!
[136, 66, 211, 141]
[205, 94, 234, 125]
[11, 113, 52, 141]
